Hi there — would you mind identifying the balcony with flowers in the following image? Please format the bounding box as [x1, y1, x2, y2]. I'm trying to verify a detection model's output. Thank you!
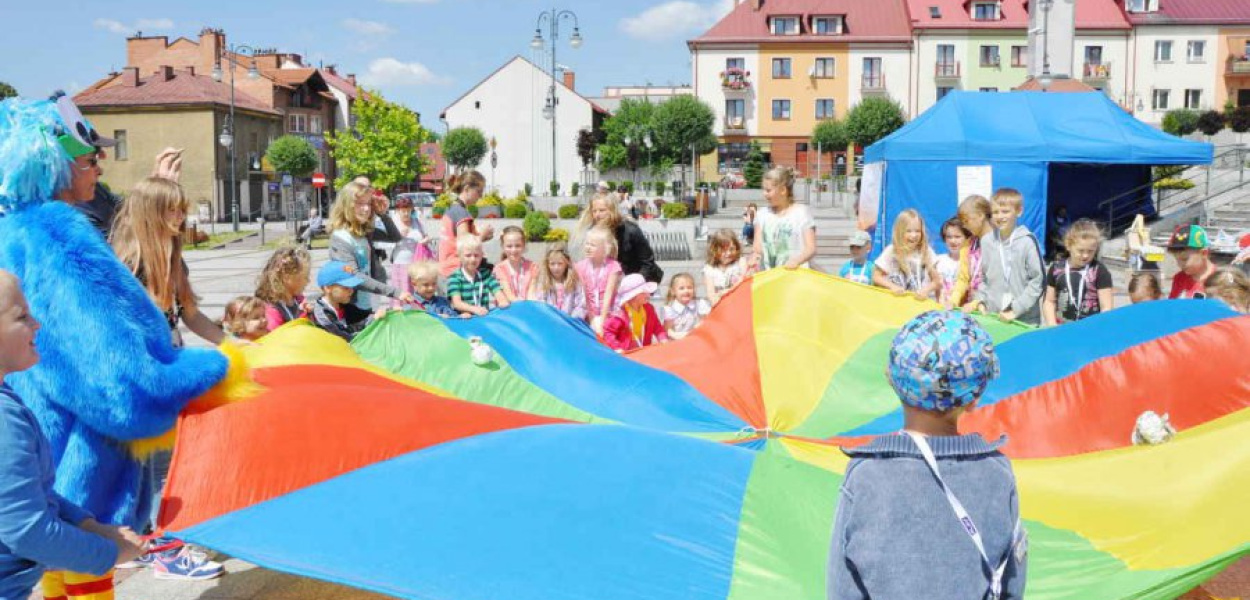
[721, 68, 752, 93]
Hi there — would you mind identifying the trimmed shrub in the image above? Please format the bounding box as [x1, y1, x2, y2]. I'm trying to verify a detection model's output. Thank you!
[523, 211, 551, 242]
[654, 181, 667, 196]
[558, 204, 582, 219]
[523, 183, 533, 197]
[544, 228, 570, 243]
[1154, 178, 1196, 190]
[504, 202, 529, 219]
[549, 181, 561, 196]
[620, 181, 635, 195]
[479, 191, 504, 207]
[661, 202, 689, 219]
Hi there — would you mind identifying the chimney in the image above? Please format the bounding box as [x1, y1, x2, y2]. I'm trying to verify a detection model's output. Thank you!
[187, 66, 196, 77]
[158, 66, 174, 82]
[121, 67, 140, 87]
[325, 64, 337, 76]
[751, 0, 763, 10]
[347, 74, 357, 86]
[563, 70, 576, 91]
[199, 28, 223, 76]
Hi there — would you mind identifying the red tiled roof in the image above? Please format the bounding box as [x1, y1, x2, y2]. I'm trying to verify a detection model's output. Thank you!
[321, 70, 359, 100]
[907, 0, 1131, 29]
[268, 68, 318, 87]
[691, 0, 913, 44]
[1126, 0, 1250, 25]
[419, 142, 447, 182]
[74, 69, 279, 115]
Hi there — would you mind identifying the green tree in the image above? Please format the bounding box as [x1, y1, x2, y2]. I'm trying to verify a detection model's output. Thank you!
[652, 95, 716, 188]
[844, 97, 906, 148]
[811, 119, 850, 153]
[265, 135, 318, 177]
[0, 81, 16, 100]
[598, 98, 658, 172]
[742, 142, 765, 189]
[442, 127, 489, 174]
[1161, 109, 1200, 136]
[326, 90, 429, 189]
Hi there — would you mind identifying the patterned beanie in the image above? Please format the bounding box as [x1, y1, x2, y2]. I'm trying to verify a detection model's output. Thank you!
[888, 311, 1000, 411]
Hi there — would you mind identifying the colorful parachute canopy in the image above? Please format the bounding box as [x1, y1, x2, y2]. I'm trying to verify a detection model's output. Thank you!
[159, 270, 1250, 600]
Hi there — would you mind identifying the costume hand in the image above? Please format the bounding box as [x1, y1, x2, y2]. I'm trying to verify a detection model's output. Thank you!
[151, 148, 184, 182]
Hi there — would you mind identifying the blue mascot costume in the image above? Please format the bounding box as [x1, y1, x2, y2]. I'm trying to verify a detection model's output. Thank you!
[0, 94, 229, 598]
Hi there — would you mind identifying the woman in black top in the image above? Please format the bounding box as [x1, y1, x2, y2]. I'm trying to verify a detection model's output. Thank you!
[579, 192, 663, 283]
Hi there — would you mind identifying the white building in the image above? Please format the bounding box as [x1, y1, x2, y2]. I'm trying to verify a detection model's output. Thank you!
[441, 56, 607, 197]
[1129, 25, 1221, 122]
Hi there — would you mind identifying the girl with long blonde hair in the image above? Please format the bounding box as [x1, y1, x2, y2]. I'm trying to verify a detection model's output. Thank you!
[872, 209, 940, 300]
[328, 180, 411, 323]
[110, 176, 223, 345]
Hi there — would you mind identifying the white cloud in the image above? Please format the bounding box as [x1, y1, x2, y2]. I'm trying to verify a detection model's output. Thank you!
[619, 0, 734, 41]
[93, 17, 174, 35]
[358, 58, 451, 87]
[343, 18, 395, 36]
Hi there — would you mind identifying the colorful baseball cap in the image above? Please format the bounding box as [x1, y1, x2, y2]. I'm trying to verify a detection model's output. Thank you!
[888, 311, 1000, 412]
[1167, 224, 1208, 251]
[317, 261, 364, 288]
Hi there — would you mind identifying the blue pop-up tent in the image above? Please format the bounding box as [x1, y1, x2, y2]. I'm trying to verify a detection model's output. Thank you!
[863, 91, 1213, 255]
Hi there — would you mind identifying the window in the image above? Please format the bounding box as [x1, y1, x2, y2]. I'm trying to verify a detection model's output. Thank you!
[1085, 46, 1103, 64]
[310, 115, 323, 135]
[862, 57, 883, 88]
[1155, 40, 1173, 62]
[725, 99, 745, 129]
[937, 86, 954, 100]
[979, 87, 999, 92]
[772, 99, 791, 120]
[797, 142, 809, 152]
[474, 101, 481, 109]
[972, 1, 1000, 20]
[980, 45, 1001, 67]
[718, 142, 752, 169]
[1126, 0, 1146, 11]
[726, 57, 745, 71]
[813, 57, 836, 78]
[1187, 41, 1206, 62]
[812, 16, 844, 35]
[1011, 45, 1028, 67]
[772, 58, 792, 78]
[816, 99, 835, 119]
[937, 44, 957, 76]
[1185, 89, 1202, 109]
[113, 130, 127, 161]
[289, 113, 307, 133]
[1152, 89, 1170, 110]
[771, 16, 799, 35]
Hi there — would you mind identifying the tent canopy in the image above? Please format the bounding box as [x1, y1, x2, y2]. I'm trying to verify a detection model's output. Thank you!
[866, 91, 1213, 165]
[862, 91, 1213, 258]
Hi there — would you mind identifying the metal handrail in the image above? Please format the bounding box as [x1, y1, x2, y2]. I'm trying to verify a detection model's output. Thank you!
[1099, 146, 1248, 233]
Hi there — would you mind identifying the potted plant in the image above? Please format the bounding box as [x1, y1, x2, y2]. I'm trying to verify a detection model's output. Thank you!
[477, 190, 504, 218]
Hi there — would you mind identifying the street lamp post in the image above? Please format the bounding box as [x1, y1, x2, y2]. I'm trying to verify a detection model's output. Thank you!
[531, 8, 582, 197]
[212, 42, 260, 232]
[1038, 0, 1054, 91]
[489, 136, 498, 193]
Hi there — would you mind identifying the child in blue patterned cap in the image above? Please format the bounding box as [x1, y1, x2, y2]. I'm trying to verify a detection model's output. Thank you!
[828, 311, 1027, 600]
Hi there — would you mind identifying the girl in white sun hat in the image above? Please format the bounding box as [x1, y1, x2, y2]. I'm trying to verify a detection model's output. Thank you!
[601, 273, 668, 352]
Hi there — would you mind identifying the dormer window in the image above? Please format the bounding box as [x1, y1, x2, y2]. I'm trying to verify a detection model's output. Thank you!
[812, 16, 845, 35]
[771, 16, 800, 35]
[972, 1, 1000, 21]
[1126, 0, 1158, 13]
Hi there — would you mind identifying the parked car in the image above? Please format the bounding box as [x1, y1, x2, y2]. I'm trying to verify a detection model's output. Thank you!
[395, 192, 436, 209]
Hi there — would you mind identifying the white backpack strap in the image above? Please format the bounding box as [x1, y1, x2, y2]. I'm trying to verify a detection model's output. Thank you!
[904, 432, 1005, 600]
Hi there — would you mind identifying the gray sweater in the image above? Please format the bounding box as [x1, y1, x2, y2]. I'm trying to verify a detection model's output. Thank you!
[329, 214, 402, 310]
[828, 434, 1027, 600]
[972, 226, 1044, 326]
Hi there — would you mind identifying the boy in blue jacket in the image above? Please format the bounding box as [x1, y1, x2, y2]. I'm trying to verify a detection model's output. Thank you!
[828, 311, 1027, 600]
[0, 271, 144, 600]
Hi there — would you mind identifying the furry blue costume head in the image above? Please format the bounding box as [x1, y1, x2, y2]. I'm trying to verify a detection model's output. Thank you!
[0, 93, 111, 211]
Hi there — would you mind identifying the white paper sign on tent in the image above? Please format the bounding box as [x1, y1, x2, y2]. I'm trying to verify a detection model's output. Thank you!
[956, 165, 993, 207]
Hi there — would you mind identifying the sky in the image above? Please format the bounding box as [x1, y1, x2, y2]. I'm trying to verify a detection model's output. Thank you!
[0, 0, 736, 132]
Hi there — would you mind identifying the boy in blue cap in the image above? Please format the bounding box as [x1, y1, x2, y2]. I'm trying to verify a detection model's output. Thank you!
[828, 311, 1027, 600]
[310, 261, 387, 341]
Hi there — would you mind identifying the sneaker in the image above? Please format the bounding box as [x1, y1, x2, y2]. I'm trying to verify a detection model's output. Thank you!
[116, 552, 154, 570]
[152, 546, 225, 581]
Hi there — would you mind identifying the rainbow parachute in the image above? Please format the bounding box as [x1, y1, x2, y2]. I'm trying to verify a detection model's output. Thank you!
[160, 270, 1249, 600]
